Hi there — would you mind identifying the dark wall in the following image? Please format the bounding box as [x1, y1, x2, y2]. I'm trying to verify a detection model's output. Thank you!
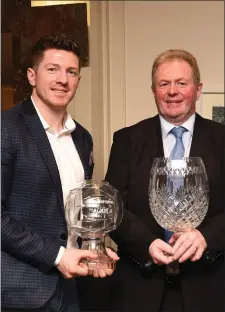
[2, 0, 89, 106]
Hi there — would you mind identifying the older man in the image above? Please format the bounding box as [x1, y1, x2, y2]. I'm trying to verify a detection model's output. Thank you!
[102, 49, 224, 312]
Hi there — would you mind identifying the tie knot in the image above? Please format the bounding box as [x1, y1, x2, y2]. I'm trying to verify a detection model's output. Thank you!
[170, 126, 187, 139]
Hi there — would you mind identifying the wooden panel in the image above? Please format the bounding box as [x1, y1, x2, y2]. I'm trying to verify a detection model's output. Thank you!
[1, 33, 13, 85]
[1, 86, 14, 111]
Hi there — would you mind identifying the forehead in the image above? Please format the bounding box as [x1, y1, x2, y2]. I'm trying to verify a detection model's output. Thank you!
[40, 49, 79, 67]
[155, 59, 193, 80]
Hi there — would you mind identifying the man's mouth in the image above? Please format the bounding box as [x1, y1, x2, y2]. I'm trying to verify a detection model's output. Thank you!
[51, 89, 67, 93]
[166, 100, 182, 104]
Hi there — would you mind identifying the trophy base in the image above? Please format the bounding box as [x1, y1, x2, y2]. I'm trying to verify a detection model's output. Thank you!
[82, 255, 116, 270]
[80, 237, 116, 270]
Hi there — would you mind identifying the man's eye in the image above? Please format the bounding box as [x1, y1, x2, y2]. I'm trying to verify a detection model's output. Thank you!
[160, 82, 168, 87]
[68, 70, 79, 77]
[47, 68, 58, 72]
[178, 82, 186, 86]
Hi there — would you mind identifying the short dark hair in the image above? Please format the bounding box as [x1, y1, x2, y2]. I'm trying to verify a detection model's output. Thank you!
[31, 34, 81, 69]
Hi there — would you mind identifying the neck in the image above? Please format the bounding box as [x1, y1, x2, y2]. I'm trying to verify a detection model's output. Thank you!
[163, 112, 195, 126]
[32, 95, 66, 133]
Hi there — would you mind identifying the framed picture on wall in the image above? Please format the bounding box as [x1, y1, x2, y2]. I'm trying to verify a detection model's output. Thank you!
[197, 88, 224, 125]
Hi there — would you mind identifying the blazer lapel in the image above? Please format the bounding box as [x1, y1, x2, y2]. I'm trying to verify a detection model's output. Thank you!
[190, 113, 216, 182]
[190, 114, 210, 158]
[22, 98, 64, 211]
[146, 115, 164, 162]
[71, 126, 89, 179]
[135, 115, 164, 201]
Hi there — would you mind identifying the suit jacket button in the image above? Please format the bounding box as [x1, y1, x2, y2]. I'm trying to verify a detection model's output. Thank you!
[60, 233, 67, 240]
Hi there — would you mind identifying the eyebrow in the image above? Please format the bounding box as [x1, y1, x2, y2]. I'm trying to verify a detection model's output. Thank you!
[45, 63, 79, 70]
[159, 78, 187, 82]
[158, 79, 189, 85]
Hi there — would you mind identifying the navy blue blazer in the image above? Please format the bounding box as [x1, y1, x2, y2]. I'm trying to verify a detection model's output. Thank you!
[1, 98, 94, 309]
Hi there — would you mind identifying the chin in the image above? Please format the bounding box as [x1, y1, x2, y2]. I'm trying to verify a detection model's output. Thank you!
[169, 113, 183, 118]
[166, 110, 184, 118]
[50, 102, 68, 110]
[164, 111, 186, 123]
[54, 98, 70, 106]
[165, 107, 185, 117]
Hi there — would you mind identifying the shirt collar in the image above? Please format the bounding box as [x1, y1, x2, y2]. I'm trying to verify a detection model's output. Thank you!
[159, 113, 196, 139]
[31, 96, 76, 133]
[63, 113, 76, 132]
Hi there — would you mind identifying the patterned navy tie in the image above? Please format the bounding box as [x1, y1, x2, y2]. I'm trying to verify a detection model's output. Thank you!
[164, 126, 187, 242]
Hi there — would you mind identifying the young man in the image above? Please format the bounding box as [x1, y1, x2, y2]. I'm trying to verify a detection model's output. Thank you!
[1, 35, 118, 312]
[102, 49, 224, 312]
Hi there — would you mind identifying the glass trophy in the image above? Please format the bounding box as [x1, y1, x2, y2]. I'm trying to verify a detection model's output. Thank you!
[65, 180, 123, 270]
[149, 157, 209, 273]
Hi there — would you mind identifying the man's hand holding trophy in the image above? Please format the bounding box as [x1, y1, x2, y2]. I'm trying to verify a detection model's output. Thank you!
[60, 180, 123, 278]
[149, 157, 209, 273]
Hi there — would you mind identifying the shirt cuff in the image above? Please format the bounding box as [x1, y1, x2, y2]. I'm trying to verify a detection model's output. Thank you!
[54, 246, 66, 266]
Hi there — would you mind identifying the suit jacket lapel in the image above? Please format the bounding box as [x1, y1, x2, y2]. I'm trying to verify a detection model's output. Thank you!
[135, 115, 164, 200]
[190, 114, 209, 158]
[138, 115, 165, 238]
[22, 98, 64, 211]
[146, 115, 164, 162]
[132, 115, 164, 196]
[190, 113, 215, 182]
[71, 126, 89, 179]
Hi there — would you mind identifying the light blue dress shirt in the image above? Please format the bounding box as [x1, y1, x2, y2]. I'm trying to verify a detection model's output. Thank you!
[159, 113, 196, 157]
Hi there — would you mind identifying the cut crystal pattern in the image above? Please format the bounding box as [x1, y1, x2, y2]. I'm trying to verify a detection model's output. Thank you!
[149, 158, 209, 232]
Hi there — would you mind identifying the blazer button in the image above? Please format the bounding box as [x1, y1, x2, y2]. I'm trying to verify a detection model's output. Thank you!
[60, 233, 67, 240]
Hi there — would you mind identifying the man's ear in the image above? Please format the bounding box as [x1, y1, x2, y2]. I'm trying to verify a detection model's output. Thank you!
[151, 85, 156, 97]
[75, 75, 81, 88]
[27, 68, 36, 87]
[196, 83, 203, 101]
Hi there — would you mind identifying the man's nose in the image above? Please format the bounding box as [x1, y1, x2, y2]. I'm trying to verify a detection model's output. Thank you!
[168, 84, 178, 95]
[56, 70, 68, 84]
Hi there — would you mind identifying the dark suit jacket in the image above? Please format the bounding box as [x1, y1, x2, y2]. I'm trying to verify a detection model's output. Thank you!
[1, 98, 94, 309]
[101, 113, 225, 312]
